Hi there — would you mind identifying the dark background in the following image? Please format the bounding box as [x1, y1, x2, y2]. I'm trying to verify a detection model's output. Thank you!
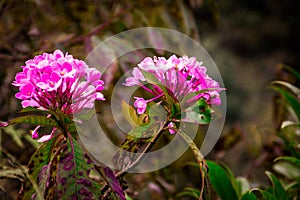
[0, 0, 299, 199]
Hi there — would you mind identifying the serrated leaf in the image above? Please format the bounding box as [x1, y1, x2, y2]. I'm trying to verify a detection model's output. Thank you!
[56, 135, 103, 199]
[266, 171, 288, 200]
[9, 115, 59, 127]
[206, 161, 239, 200]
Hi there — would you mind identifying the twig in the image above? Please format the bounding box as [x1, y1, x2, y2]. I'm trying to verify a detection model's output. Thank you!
[115, 122, 167, 178]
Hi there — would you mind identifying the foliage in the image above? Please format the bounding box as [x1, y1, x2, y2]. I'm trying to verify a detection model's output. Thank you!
[1, 49, 218, 199]
[1, 1, 299, 200]
[178, 66, 300, 200]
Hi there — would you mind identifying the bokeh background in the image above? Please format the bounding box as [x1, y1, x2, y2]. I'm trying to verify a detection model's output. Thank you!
[1, 0, 299, 199]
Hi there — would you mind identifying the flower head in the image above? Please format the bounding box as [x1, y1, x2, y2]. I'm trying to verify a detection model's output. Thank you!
[124, 55, 221, 114]
[13, 50, 105, 114]
[13, 50, 105, 142]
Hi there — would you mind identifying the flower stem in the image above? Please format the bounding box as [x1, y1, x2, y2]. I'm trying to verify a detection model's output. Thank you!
[177, 129, 207, 200]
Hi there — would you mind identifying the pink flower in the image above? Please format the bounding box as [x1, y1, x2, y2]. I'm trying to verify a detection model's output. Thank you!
[15, 83, 35, 99]
[0, 121, 9, 127]
[13, 49, 105, 114]
[36, 72, 62, 91]
[13, 50, 105, 141]
[124, 55, 222, 117]
[123, 68, 145, 86]
[30, 125, 40, 139]
[167, 122, 176, 134]
[134, 97, 148, 114]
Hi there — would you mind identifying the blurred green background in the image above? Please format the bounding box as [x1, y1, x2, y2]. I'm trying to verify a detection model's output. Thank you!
[0, 0, 299, 199]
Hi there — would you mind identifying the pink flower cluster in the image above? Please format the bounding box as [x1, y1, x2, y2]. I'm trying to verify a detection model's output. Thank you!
[124, 55, 221, 115]
[13, 50, 105, 141]
[13, 50, 104, 114]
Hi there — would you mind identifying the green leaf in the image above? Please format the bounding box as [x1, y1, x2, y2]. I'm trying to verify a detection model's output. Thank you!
[256, 189, 277, 200]
[177, 187, 200, 199]
[274, 156, 300, 180]
[266, 171, 288, 200]
[9, 115, 59, 127]
[171, 103, 181, 119]
[127, 123, 153, 139]
[275, 156, 300, 167]
[206, 161, 239, 200]
[125, 193, 133, 200]
[140, 69, 162, 87]
[285, 181, 300, 198]
[75, 109, 96, 121]
[182, 98, 212, 124]
[272, 81, 300, 97]
[240, 191, 257, 200]
[236, 177, 251, 196]
[273, 161, 300, 180]
[56, 135, 103, 199]
[96, 166, 126, 200]
[282, 64, 300, 81]
[18, 134, 65, 200]
[20, 106, 44, 113]
[122, 100, 148, 126]
[115, 119, 166, 171]
[114, 103, 168, 173]
[279, 123, 300, 158]
[271, 85, 300, 121]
